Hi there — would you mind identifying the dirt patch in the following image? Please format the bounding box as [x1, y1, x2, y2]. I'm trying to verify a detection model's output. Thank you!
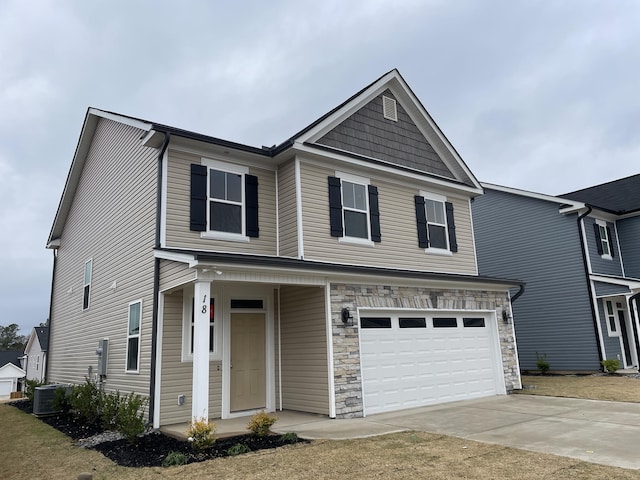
[518, 373, 640, 402]
[7, 400, 302, 468]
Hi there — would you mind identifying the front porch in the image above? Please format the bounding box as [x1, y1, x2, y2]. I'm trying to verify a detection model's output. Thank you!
[159, 409, 402, 441]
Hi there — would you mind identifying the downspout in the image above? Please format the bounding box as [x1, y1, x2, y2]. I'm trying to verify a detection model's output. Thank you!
[577, 206, 605, 366]
[44, 248, 57, 383]
[149, 132, 170, 425]
[510, 284, 525, 304]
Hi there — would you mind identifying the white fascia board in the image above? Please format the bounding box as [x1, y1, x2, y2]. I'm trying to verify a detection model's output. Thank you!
[298, 71, 399, 144]
[153, 250, 196, 264]
[88, 108, 153, 132]
[587, 209, 620, 223]
[191, 257, 517, 291]
[590, 274, 640, 290]
[482, 183, 585, 210]
[295, 143, 483, 196]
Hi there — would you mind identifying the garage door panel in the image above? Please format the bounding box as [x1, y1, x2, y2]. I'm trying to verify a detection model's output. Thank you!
[361, 312, 503, 415]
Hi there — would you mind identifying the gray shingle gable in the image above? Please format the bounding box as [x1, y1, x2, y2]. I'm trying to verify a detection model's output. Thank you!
[316, 90, 455, 179]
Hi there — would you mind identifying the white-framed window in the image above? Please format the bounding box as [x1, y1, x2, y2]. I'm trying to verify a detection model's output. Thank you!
[605, 300, 619, 337]
[83, 259, 92, 310]
[126, 300, 142, 373]
[338, 172, 372, 244]
[595, 219, 612, 259]
[203, 158, 248, 241]
[182, 286, 221, 361]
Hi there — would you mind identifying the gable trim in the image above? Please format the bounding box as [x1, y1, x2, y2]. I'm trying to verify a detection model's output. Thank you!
[292, 70, 481, 190]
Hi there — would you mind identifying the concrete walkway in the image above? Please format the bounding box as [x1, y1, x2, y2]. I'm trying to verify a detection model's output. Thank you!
[162, 395, 640, 470]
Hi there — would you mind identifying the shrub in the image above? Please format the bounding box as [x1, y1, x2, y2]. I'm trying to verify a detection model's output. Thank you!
[535, 352, 550, 375]
[280, 432, 298, 444]
[186, 417, 216, 451]
[100, 390, 123, 430]
[52, 386, 71, 414]
[69, 379, 102, 423]
[115, 392, 148, 444]
[601, 358, 620, 374]
[226, 443, 251, 456]
[247, 411, 277, 437]
[162, 450, 188, 467]
[24, 379, 45, 402]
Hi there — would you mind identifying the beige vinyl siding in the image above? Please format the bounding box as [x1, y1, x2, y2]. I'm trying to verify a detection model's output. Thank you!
[164, 150, 277, 255]
[48, 118, 156, 397]
[277, 160, 298, 258]
[300, 160, 478, 275]
[159, 291, 222, 425]
[279, 285, 329, 414]
[159, 259, 195, 292]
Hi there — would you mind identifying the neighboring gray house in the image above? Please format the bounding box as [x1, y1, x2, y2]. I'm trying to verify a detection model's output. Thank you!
[46, 69, 521, 430]
[473, 175, 640, 372]
[24, 326, 49, 383]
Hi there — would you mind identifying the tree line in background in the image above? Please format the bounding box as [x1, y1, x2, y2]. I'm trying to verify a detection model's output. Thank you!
[0, 324, 28, 351]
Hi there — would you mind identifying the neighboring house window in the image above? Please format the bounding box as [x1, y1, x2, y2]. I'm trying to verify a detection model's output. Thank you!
[126, 300, 142, 372]
[328, 173, 381, 244]
[35, 355, 40, 371]
[594, 220, 614, 259]
[83, 259, 92, 310]
[190, 159, 259, 240]
[605, 300, 619, 336]
[414, 193, 458, 252]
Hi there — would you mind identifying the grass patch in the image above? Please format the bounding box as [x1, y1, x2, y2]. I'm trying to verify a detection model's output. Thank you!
[518, 374, 640, 403]
[2, 403, 640, 479]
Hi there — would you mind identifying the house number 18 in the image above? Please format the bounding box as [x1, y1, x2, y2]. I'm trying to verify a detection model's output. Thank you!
[201, 294, 207, 314]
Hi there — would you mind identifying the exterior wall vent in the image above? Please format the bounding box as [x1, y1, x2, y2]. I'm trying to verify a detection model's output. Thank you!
[382, 95, 398, 121]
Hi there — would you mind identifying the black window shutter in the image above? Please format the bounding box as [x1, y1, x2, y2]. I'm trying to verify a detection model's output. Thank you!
[445, 201, 458, 253]
[368, 185, 381, 242]
[328, 176, 343, 237]
[593, 223, 604, 255]
[190, 164, 207, 232]
[414, 195, 428, 248]
[606, 226, 614, 257]
[245, 174, 259, 238]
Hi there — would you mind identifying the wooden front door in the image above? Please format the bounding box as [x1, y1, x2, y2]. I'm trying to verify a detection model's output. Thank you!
[230, 313, 266, 411]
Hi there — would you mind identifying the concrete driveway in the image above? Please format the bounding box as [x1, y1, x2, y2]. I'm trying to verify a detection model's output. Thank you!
[273, 395, 640, 470]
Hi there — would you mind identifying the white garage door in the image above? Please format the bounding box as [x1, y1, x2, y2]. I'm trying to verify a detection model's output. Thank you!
[0, 379, 13, 397]
[360, 312, 505, 415]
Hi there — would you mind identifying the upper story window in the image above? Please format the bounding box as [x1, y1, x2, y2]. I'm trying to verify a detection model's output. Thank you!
[594, 219, 613, 260]
[190, 158, 259, 241]
[209, 169, 243, 234]
[83, 259, 92, 310]
[414, 192, 458, 253]
[328, 173, 381, 245]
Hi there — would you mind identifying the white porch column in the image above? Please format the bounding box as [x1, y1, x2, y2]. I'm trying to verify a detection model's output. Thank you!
[192, 280, 211, 420]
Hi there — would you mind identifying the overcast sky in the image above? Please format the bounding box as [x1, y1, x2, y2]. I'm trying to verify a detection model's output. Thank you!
[1, 0, 639, 335]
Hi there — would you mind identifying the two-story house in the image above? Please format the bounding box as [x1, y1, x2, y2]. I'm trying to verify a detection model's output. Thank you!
[473, 175, 640, 373]
[46, 69, 521, 430]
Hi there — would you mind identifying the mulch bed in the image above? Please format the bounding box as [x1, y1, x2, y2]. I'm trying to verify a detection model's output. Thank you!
[8, 400, 304, 468]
